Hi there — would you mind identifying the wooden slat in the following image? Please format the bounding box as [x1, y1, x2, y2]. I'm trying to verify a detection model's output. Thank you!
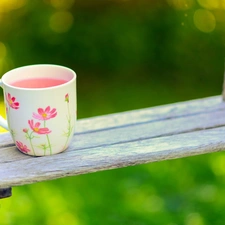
[77, 95, 224, 133]
[0, 95, 225, 188]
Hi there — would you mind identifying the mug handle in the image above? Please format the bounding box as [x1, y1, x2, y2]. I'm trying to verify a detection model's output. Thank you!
[0, 79, 9, 130]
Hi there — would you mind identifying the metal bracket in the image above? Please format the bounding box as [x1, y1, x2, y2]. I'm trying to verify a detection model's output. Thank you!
[0, 188, 12, 199]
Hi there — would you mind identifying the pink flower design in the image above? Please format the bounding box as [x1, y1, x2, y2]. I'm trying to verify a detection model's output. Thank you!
[16, 141, 30, 153]
[6, 93, 19, 109]
[65, 93, 69, 103]
[28, 119, 51, 134]
[23, 128, 28, 133]
[33, 106, 57, 121]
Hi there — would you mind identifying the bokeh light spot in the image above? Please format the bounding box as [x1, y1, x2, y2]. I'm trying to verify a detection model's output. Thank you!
[185, 213, 204, 225]
[49, 11, 74, 33]
[221, 0, 225, 9]
[167, 0, 194, 10]
[50, 0, 75, 9]
[210, 154, 225, 176]
[193, 9, 216, 33]
[197, 185, 217, 202]
[0, 0, 27, 13]
[197, 0, 219, 10]
[47, 212, 80, 225]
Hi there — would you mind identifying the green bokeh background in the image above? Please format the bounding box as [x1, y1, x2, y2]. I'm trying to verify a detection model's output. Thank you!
[1, 0, 225, 224]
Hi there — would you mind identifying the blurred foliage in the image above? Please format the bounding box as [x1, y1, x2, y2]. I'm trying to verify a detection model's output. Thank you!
[1, 0, 225, 225]
[0, 0, 224, 116]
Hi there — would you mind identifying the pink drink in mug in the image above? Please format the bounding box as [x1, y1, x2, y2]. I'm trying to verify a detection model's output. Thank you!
[0, 64, 77, 156]
[10, 78, 68, 88]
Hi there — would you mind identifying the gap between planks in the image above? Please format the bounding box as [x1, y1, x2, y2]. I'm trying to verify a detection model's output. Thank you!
[1, 95, 225, 188]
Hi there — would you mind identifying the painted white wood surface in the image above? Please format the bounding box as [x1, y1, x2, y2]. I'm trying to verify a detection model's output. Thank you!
[0, 95, 225, 188]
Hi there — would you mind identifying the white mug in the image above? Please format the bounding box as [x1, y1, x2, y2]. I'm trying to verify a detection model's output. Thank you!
[0, 64, 77, 156]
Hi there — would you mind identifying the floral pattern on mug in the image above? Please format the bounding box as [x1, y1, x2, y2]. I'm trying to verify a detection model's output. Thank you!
[16, 141, 31, 154]
[10, 94, 73, 156]
[23, 127, 37, 156]
[5, 92, 20, 138]
[6, 93, 20, 109]
[28, 120, 51, 134]
[33, 106, 57, 121]
[65, 93, 69, 103]
[22, 107, 56, 156]
[63, 93, 73, 150]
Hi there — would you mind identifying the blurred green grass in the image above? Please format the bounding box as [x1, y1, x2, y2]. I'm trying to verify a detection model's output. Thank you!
[1, 0, 225, 225]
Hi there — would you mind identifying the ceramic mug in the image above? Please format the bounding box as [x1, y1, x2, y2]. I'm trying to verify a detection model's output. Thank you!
[0, 64, 77, 156]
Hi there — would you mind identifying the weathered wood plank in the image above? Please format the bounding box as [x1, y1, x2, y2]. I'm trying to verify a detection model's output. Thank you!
[0, 126, 225, 188]
[0, 95, 225, 188]
[1, 104, 225, 159]
[1, 95, 224, 149]
[77, 96, 224, 133]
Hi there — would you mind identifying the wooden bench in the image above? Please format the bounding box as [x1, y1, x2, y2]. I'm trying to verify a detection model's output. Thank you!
[1, 94, 225, 199]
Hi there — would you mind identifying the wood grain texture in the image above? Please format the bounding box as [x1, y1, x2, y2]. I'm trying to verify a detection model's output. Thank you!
[1, 95, 225, 188]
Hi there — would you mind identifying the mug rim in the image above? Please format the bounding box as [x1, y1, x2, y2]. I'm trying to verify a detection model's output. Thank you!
[1, 64, 76, 91]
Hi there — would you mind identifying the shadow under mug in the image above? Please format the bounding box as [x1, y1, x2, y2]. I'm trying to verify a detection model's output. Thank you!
[0, 64, 77, 156]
